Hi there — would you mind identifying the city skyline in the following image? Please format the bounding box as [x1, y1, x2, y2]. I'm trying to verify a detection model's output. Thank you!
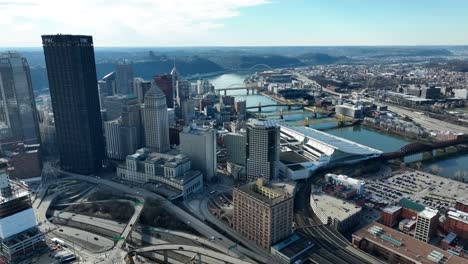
[1, 0, 468, 47]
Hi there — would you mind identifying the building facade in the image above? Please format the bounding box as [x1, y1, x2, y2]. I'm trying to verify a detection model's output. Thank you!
[143, 84, 170, 153]
[116, 149, 203, 199]
[414, 208, 439, 242]
[246, 119, 280, 183]
[179, 124, 216, 181]
[233, 180, 294, 249]
[0, 161, 45, 263]
[98, 72, 116, 107]
[115, 60, 133, 95]
[42, 34, 104, 174]
[225, 132, 246, 166]
[154, 74, 174, 108]
[133, 78, 151, 104]
[0, 52, 40, 149]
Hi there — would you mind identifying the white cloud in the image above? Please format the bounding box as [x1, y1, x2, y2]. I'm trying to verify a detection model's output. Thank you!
[0, 0, 268, 46]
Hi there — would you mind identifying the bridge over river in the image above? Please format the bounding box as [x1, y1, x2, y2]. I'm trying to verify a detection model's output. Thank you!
[381, 136, 468, 160]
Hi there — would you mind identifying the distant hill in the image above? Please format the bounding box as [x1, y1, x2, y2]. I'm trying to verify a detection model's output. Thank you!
[426, 59, 468, 72]
[209, 54, 303, 70]
[30, 57, 224, 91]
[296, 53, 348, 64]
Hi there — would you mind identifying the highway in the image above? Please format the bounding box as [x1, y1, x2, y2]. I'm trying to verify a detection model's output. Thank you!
[33, 185, 109, 263]
[51, 211, 126, 233]
[198, 195, 271, 263]
[59, 171, 262, 263]
[135, 244, 252, 264]
[384, 104, 468, 134]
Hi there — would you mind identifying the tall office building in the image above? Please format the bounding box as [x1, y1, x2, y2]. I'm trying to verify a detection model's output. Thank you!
[196, 79, 211, 95]
[179, 124, 216, 181]
[98, 71, 116, 107]
[154, 74, 174, 108]
[171, 65, 178, 96]
[115, 60, 133, 95]
[143, 83, 170, 153]
[246, 119, 280, 183]
[233, 179, 294, 249]
[0, 160, 45, 263]
[103, 95, 141, 160]
[225, 132, 246, 166]
[180, 99, 195, 122]
[42, 34, 104, 174]
[176, 80, 190, 104]
[0, 52, 40, 148]
[133, 77, 151, 104]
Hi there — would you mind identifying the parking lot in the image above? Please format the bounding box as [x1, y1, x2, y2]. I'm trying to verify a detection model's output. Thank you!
[365, 169, 468, 211]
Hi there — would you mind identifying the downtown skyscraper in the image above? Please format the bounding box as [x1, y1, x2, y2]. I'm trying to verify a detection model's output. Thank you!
[42, 35, 104, 174]
[0, 52, 40, 148]
[143, 83, 170, 153]
[246, 119, 280, 183]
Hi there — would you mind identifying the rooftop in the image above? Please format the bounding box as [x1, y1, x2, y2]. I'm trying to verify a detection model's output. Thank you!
[419, 208, 438, 219]
[271, 233, 315, 259]
[447, 209, 468, 224]
[399, 198, 425, 213]
[456, 197, 468, 207]
[235, 179, 292, 206]
[280, 151, 310, 165]
[353, 222, 466, 264]
[382, 205, 402, 214]
[282, 126, 382, 156]
[311, 192, 361, 221]
[248, 119, 278, 129]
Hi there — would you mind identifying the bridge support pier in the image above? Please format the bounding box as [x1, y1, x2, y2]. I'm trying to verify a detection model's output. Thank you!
[224, 90, 227, 96]
[422, 151, 434, 160]
[164, 250, 168, 263]
[288, 105, 292, 110]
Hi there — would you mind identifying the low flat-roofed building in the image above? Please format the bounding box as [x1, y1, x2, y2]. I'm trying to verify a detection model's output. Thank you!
[278, 151, 313, 180]
[444, 209, 468, 240]
[325, 173, 365, 194]
[381, 205, 402, 227]
[353, 222, 466, 264]
[456, 197, 468, 213]
[310, 191, 362, 232]
[117, 148, 203, 199]
[270, 233, 315, 264]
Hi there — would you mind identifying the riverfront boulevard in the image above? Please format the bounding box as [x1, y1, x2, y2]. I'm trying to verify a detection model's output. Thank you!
[208, 73, 468, 181]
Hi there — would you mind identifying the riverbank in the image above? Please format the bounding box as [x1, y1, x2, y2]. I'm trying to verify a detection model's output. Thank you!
[362, 121, 428, 143]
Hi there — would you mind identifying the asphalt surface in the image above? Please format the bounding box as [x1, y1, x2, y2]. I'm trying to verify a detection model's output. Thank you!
[59, 170, 262, 263]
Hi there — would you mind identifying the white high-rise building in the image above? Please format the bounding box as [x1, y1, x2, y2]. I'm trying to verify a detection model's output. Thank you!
[246, 119, 280, 183]
[414, 208, 438, 242]
[143, 83, 170, 153]
[179, 124, 217, 181]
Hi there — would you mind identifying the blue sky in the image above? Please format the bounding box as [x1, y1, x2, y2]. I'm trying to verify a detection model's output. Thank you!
[0, 0, 467, 46]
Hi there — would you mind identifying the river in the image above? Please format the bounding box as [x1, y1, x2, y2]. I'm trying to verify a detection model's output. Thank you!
[208, 73, 468, 181]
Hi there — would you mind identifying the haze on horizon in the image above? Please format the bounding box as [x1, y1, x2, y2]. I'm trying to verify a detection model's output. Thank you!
[1, 0, 468, 47]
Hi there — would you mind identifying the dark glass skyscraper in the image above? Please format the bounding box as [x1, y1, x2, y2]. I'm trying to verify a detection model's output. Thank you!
[42, 34, 104, 174]
[0, 52, 40, 148]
